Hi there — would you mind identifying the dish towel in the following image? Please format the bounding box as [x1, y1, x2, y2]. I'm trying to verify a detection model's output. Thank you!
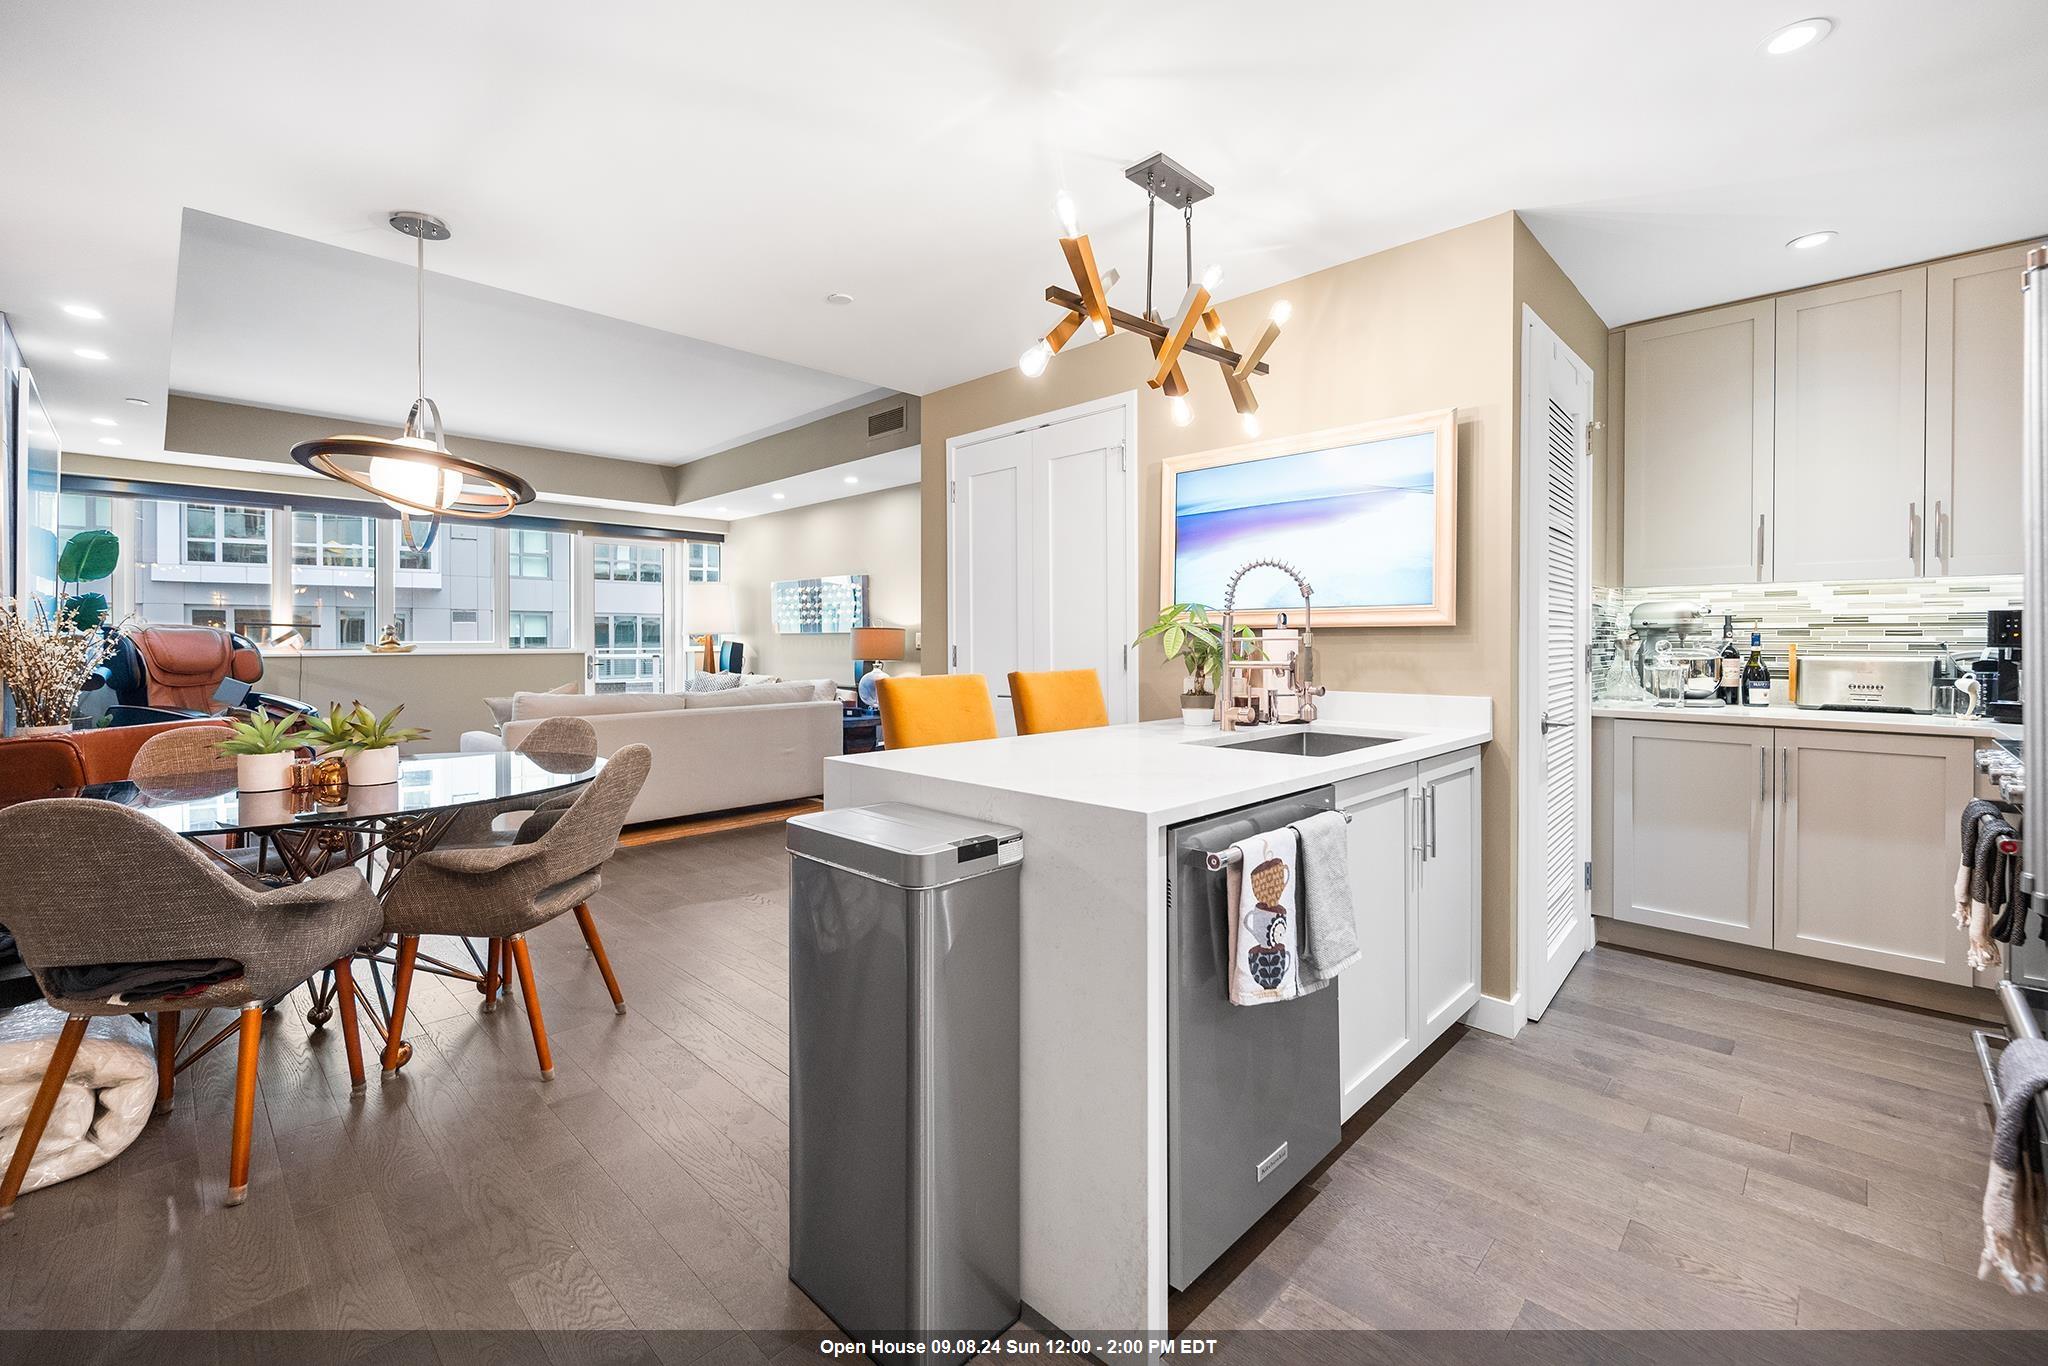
[1289, 810, 1359, 995]
[1981, 1037, 2048, 1294]
[1226, 827, 1300, 1004]
[1956, 800, 2018, 971]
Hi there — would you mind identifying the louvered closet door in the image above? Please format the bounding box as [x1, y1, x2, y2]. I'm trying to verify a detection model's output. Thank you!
[1525, 312, 1594, 1021]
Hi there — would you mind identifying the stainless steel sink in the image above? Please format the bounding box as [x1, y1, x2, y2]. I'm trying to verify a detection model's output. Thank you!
[1214, 730, 1399, 757]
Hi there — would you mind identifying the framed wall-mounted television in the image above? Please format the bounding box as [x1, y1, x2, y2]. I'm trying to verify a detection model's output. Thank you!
[1160, 408, 1457, 627]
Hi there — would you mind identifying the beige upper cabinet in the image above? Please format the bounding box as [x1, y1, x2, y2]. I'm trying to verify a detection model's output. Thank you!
[1772, 268, 1928, 582]
[1622, 301, 1774, 585]
[1927, 246, 2030, 577]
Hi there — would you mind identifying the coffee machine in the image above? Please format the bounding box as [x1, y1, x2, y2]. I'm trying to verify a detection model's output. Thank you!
[1971, 609, 2023, 722]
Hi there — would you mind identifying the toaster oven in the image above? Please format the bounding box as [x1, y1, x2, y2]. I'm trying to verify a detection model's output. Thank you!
[1795, 654, 1938, 713]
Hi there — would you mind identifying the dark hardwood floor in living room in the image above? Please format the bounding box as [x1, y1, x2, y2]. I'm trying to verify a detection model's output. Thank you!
[3, 820, 2044, 1351]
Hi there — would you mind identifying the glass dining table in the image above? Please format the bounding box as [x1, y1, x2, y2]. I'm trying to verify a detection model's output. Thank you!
[59, 749, 603, 1073]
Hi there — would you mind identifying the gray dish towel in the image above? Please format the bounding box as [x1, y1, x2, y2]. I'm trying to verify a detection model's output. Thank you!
[1982, 1037, 2048, 1294]
[1289, 810, 1359, 995]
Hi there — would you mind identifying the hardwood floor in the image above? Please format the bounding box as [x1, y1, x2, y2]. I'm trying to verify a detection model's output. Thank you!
[3, 819, 2044, 1353]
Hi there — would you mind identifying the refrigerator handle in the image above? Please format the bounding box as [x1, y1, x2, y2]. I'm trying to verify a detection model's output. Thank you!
[2022, 247, 2047, 913]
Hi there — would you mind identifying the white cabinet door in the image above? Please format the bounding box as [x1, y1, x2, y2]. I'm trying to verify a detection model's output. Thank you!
[1772, 268, 1929, 581]
[1622, 300, 1774, 585]
[1927, 246, 2030, 577]
[1774, 729, 1974, 984]
[1334, 764, 1418, 1120]
[1416, 748, 1481, 1036]
[1611, 720, 1775, 948]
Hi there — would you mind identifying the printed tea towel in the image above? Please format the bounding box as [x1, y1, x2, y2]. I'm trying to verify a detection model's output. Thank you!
[1226, 827, 1300, 1005]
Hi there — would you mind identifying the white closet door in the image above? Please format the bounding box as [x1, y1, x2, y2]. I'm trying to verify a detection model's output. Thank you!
[950, 430, 1034, 735]
[1028, 409, 1131, 724]
[1522, 311, 1594, 1021]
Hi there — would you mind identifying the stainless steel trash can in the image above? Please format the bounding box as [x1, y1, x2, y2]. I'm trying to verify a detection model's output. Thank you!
[787, 803, 1023, 1357]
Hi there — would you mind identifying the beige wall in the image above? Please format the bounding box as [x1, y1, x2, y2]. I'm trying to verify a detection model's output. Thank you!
[1511, 218, 1615, 585]
[916, 212, 1543, 996]
[270, 648, 585, 753]
[675, 394, 920, 503]
[723, 483, 924, 687]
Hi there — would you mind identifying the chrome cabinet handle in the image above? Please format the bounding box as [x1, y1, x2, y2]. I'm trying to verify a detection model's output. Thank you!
[1781, 748, 1791, 798]
[1413, 795, 1426, 858]
[1540, 712, 1571, 735]
[1908, 502, 1919, 563]
[1759, 747, 1767, 800]
[1934, 499, 1947, 565]
[1756, 514, 1766, 579]
[1425, 785, 1439, 860]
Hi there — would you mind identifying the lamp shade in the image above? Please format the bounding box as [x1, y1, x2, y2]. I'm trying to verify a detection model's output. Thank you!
[852, 626, 906, 661]
[685, 583, 735, 636]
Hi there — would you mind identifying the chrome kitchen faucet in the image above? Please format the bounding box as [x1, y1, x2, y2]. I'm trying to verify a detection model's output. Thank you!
[1215, 558, 1325, 731]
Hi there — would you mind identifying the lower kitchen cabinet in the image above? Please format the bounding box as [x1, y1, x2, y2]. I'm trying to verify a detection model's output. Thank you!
[1611, 720, 1776, 948]
[1602, 718, 1977, 986]
[1774, 728, 1975, 984]
[1335, 747, 1482, 1121]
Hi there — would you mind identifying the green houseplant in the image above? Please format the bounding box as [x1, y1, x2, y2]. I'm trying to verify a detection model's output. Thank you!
[299, 702, 360, 755]
[214, 711, 306, 792]
[55, 529, 120, 631]
[1134, 602, 1255, 725]
[334, 702, 427, 786]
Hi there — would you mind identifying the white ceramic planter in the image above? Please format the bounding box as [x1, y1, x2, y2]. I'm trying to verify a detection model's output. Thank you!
[1181, 704, 1215, 727]
[236, 752, 294, 793]
[345, 747, 402, 786]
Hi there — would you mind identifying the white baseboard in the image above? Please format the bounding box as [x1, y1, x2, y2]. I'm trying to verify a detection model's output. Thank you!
[1463, 991, 1524, 1039]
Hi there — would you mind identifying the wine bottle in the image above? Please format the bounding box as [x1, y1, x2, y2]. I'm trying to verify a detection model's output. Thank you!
[1743, 631, 1771, 707]
[1717, 615, 1742, 706]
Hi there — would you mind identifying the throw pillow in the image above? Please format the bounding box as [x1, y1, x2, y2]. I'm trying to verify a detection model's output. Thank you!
[684, 679, 836, 710]
[488, 679, 581, 731]
[510, 689, 689, 721]
[684, 672, 742, 693]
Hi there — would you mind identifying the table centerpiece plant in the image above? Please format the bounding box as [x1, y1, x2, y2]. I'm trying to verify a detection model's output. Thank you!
[215, 711, 307, 792]
[333, 702, 427, 786]
[1134, 602, 1256, 726]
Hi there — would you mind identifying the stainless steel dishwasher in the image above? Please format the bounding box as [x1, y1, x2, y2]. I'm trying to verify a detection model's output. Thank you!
[1167, 786, 1341, 1289]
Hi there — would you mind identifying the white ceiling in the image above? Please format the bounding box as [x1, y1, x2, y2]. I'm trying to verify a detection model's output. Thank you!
[169, 212, 884, 464]
[673, 445, 922, 521]
[4, 1, 2046, 463]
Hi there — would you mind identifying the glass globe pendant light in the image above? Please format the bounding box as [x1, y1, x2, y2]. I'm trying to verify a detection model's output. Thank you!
[291, 212, 535, 526]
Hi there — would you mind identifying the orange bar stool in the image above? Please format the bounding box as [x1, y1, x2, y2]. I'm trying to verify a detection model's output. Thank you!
[875, 674, 999, 749]
[1007, 669, 1109, 735]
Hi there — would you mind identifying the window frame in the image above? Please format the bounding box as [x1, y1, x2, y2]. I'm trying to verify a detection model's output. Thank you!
[181, 502, 271, 567]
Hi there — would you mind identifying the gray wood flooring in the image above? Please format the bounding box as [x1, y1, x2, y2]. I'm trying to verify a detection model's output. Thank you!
[3, 819, 2045, 1354]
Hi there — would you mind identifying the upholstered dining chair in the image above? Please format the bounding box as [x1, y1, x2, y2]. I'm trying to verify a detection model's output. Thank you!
[0, 800, 383, 1218]
[875, 673, 999, 749]
[377, 743, 651, 1081]
[127, 720, 236, 781]
[1007, 669, 1110, 735]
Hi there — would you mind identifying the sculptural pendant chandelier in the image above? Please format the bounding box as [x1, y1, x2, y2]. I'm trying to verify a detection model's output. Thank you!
[291, 212, 536, 538]
[1018, 153, 1289, 435]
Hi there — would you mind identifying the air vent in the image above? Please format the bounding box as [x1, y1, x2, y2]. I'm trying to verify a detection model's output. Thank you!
[867, 405, 907, 440]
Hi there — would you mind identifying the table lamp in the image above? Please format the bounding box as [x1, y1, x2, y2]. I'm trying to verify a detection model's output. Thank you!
[852, 626, 906, 709]
[685, 583, 736, 674]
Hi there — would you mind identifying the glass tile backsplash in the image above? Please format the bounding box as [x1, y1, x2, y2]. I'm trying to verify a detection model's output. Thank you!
[1594, 576, 2023, 679]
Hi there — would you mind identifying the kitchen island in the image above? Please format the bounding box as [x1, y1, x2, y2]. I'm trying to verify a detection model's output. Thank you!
[822, 691, 1491, 1334]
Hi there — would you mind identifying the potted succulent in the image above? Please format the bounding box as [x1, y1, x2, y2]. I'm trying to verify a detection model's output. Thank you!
[299, 701, 359, 755]
[215, 712, 307, 792]
[1135, 602, 1256, 726]
[335, 702, 427, 786]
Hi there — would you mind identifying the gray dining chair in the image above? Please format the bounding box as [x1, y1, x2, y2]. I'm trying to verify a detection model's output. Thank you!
[130, 722, 278, 879]
[378, 744, 651, 1081]
[0, 800, 384, 1218]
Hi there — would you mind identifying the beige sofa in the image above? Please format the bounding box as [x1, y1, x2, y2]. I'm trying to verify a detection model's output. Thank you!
[460, 679, 841, 825]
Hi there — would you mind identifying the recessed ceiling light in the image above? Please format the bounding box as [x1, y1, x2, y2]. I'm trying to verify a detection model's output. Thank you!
[843, 475, 859, 485]
[90, 416, 117, 427]
[715, 507, 730, 515]
[824, 292, 854, 306]
[771, 492, 786, 501]
[61, 303, 104, 321]
[1762, 17, 1833, 56]
[125, 396, 151, 407]
[73, 347, 108, 361]
[98, 436, 121, 446]
[1786, 230, 1837, 250]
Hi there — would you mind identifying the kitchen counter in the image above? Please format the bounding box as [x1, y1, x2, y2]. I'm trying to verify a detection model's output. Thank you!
[820, 691, 1491, 1335]
[1593, 699, 2018, 744]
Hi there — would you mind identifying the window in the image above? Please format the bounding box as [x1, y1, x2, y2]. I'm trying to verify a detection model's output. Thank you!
[686, 541, 721, 582]
[394, 524, 494, 644]
[337, 607, 371, 648]
[508, 530, 552, 578]
[592, 612, 664, 692]
[594, 542, 663, 583]
[187, 605, 283, 638]
[183, 504, 269, 565]
[509, 611, 552, 649]
[292, 512, 373, 568]
[397, 526, 435, 572]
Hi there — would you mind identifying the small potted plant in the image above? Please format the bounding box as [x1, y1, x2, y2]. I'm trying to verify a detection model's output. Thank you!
[215, 712, 307, 792]
[336, 702, 427, 786]
[1135, 602, 1255, 726]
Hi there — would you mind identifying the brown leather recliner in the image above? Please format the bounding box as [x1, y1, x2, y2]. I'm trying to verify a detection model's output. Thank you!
[84, 625, 311, 726]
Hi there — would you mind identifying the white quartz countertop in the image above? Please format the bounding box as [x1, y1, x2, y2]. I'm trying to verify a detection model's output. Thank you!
[1592, 700, 2018, 743]
[828, 691, 1492, 826]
